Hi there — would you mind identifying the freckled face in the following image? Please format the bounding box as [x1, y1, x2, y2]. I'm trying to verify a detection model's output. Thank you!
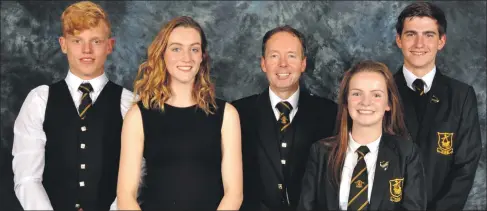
[348, 71, 390, 128]
[59, 23, 114, 80]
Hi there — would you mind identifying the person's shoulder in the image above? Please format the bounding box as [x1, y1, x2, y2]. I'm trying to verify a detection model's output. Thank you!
[23, 84, 50, 101]
[303, 91, 336, 106]
[215, 98, 227, 107]
[312, 136, 338, 153]
[437, 73, 473, 94]
[231, 93, 261, 111]
[383, 134, 416, 155]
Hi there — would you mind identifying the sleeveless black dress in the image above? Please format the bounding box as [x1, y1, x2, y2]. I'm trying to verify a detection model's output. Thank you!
[138, 99, 226, 211]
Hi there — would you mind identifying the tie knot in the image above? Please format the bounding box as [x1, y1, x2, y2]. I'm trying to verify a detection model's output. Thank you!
[276, 101, 293, 115]
[356, 145, 370, 157]
[412, 79, 425, 95]
[78, 83, 93, 94]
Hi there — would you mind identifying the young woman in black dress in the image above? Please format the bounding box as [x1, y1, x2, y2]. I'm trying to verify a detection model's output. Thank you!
[116, 16, 242, 211]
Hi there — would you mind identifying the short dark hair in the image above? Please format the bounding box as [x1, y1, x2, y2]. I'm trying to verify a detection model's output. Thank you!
[396, 2, 447, 37]
[261, 25, 307, 58]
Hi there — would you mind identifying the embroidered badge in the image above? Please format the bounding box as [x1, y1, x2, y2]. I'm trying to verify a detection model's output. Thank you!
[389, 178, 404, 202]
[437, 132, 454, 155]
[280, 116, 288, 124]
[355, 180, 365, 188]
[380, 161, 389, 171]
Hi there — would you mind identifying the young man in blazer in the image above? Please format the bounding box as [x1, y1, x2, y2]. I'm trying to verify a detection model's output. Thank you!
[12, 1, 133, 210]
[233, 26, 337, 211]
[394, 2, 482, 210]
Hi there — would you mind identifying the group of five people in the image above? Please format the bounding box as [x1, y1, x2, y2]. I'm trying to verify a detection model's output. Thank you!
[10, 1, 481, 211]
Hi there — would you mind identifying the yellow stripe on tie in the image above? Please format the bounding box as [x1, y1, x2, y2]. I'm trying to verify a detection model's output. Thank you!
[81, 93, 88, 101]
[348, 184, 368, 206]
[358, 201, 369, 211]
[351, 167, 367, 183]
[79, 103, 92, 117]
[80, 86, 91, 92]
[281, 123, 291, 131]
[280, 102, 291, 110]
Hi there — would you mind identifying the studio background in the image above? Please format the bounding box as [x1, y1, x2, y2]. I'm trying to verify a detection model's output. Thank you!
[1, 1, 485, 209]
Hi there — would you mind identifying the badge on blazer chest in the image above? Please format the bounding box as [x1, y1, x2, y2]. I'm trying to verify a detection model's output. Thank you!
[389, 178, 404, 202]
[437, 132, 454, 155]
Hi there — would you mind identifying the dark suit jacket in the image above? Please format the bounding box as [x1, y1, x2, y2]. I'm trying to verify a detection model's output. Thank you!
[232, 89, 337, 211]
[394, 70, 482, 210]
[298, 134, 426, 211]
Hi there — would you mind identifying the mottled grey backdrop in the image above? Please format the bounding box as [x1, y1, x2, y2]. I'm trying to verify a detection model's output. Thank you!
[1, 1, 485, 209]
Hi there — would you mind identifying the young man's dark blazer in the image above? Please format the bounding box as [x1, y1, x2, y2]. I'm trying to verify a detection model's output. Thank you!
[394, 69, 482, 210]
[232, 88, 337, 211]
[298, 133, 427, 211]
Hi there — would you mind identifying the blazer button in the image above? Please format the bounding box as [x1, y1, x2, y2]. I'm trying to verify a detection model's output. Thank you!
[278, 184, 283, 190]
[81, 126, 87, 131]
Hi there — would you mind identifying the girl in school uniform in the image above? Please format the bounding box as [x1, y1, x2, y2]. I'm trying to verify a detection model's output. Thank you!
[298, 60, 426, 211]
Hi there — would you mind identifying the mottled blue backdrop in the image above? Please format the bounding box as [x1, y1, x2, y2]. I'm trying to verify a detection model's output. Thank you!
[1, 1, 485, 209]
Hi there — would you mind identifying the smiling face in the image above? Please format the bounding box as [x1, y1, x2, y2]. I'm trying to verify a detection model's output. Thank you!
[59, 23, 114, 80]
[347, 71, 390, 129]
[261, 31, 306, 95]
[396, 16, 446, 75]
[164, 26, 203, 86]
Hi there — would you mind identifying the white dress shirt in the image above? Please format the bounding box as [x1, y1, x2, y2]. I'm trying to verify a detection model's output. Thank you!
[268, 87, 300, 122]
[339, 133, 382, 210]
[403, 65, 436, 94]
[12, 71, 134, 210]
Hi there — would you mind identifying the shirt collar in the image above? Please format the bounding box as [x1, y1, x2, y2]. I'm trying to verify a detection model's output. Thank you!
[348, 132, 382, 154]
[402, 65, 436, 93]
[269, 87, 300, 110]
[65, 70, 108, 94]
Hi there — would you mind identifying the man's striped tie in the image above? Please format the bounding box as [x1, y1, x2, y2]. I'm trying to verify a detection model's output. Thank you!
[78, 83, 93, 120]
[348, 145, 370, 211]
[275, 101, 292, 132]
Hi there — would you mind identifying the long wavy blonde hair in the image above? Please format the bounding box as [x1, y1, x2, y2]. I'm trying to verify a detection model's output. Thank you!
[134, 16, 216, 114]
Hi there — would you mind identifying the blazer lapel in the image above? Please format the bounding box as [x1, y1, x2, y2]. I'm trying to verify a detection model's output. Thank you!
[394, 70, 419, 141]
[370, 134, 398, 211]
[323, 148, 340, 211]
[417, 72, 447, 144]
[256, 90, 284, 182]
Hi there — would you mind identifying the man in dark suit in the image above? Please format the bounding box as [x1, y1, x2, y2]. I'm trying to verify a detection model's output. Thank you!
[394, 2, 482, 210]
[233, 25, 337, 211]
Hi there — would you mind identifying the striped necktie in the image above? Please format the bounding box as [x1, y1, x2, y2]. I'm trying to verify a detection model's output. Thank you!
[78, 83, 93, 120]
[413, 78, 425, 96]
[275, 101, 293, 132]
[348, 145, 370, 211]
